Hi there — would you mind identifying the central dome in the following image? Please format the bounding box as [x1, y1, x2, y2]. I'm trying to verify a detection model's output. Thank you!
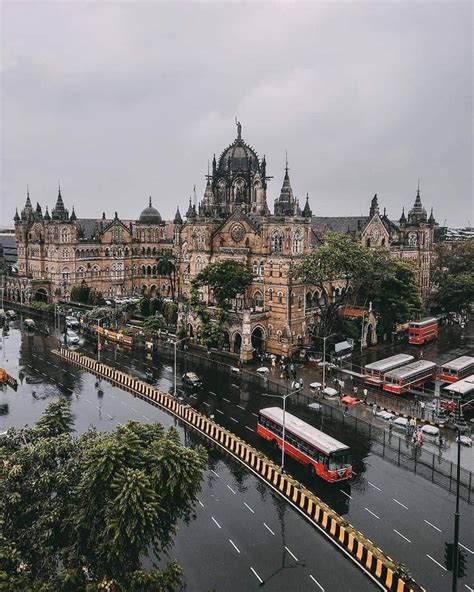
[217, 139, 260, 174]
[139, 197, 162, 224]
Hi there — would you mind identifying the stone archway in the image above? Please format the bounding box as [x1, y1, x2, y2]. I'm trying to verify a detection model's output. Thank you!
[34, 288, 49, 303]
[251, 326, 265, 353]
[233, 333, 242, 354]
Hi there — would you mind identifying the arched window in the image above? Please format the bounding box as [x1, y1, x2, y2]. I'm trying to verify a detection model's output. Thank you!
[271, 230, 283, 253]
[259, 262, 264, 276]
[76, 267, 85, 279]
[196, 257, 204, 272]
[91, 266, 100, 278]
[292, 229, 302, 254]
[277, 291, 283, 304]
[268, 288, 273, 302]
[60, 229, 69, 243]
[269, 261, 273, 276]
[62, 248, 69, 259]
[268, 324, 273, 338]
[141, 265, 146, 276]
[277, 330, 282, 343]
[253, 261, 258, 276]
[196, 231, 205, 250]
[147, 265, 152, 276]
[105, 248, 109, 257]
[152, 265, 157, 276]
[253, 291, 263, 309]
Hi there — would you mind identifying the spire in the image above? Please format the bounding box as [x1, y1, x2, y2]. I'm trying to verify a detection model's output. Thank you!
[149, 196, 152, 207]
[279, 157, 293, 201]
[24, 187, 32, 210]
[70, 206, 77, 221]
[43, 206, 51, 221]
[186, 196, 195, 219]
[13, 208, 20, 222]
[369, 194, 379, 218]
[428, 207, 436, 225]
[302, 193, 312, 218]
[399, 207, 406, 224]
[173, 206, 183, 225]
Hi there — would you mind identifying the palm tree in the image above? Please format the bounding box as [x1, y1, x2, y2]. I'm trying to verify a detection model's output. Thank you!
[156, 251, 176, 300]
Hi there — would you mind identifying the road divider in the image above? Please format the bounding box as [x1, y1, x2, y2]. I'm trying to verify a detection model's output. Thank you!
[54, 347, 425, 592]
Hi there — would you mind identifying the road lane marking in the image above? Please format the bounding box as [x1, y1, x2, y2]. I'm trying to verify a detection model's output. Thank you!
[465, 585, 474, 592]
[263, 522, 275, 536]
[285, 546, 299, 562]
[131, 408, 138, 413]
[237, 404, 245, 410]
[368, 481, 381, 491]
[364, 507, 380, 520]
[460, 543, 474, 555]
[142, 415, 150, 421]
[244, 502, 255, 514]
[352, 470, 358, 475]
[340, 490, 352, 499]
[198, 500, 204, 508]
[426, 554, 447, 571]
[250, 567, 263, 584]
[203, 402, 210, 407]
[106, 414, 113, 420]
[109, 393, 116, 399]
[216, 409, 224, 414]
[226, 484, 236, 495]
[245, 426, 254, 432]
[85, 398, 92, 404]
[223, 397, 230, 403]
[211, 470, 220, 478]
[209, 391, 217, 397]
[310, 575, 325, 591]
[229, 539, 240, 554]
[393, 529, 411, 543]
[211, 517, 221, 529]
[230, 417, 238, 423]
[393, 498, 408, 510]
[120, 401, 127, 406]
[251, 412, 258, 418]
[424, 520, 442, 532]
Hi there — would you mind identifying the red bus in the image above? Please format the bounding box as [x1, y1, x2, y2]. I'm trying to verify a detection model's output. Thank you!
[364, 354, 415, 386]
[383, 360, 437, 394]
[257, 407, 352, 482]
[439, 356, 474, 383]
[408, 318, 438, 345]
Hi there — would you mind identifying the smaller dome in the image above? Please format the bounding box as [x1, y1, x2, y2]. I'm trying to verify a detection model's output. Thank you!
[139, 197, 162, 224]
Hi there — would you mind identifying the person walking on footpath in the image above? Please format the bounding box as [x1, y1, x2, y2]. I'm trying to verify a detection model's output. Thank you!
[363, 388, 368, 403]
[372, 403, 378, 416]
[420, 400, 425, 419]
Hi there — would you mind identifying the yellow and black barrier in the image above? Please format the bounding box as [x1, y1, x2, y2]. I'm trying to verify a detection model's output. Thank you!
[0, 367, 18, 390]
[53, 348, 424, 592]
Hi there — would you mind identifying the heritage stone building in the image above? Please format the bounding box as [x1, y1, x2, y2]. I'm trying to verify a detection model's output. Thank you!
[9, 123, 439, 359]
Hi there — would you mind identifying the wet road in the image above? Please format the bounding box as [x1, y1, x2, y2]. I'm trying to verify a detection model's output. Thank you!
[2, 317, 474, 591]
[0, 321, 376, 592]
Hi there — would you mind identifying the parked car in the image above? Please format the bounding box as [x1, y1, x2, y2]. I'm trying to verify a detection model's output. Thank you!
[24, 318, 36, 330]
[182, 372, 203, 389]
[66, 316, 80, 329]
[66, 330, 80, 345]
[6, 310, 17, 319]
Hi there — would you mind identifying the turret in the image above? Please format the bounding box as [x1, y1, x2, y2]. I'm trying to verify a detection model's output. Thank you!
[302, 193, 312, 218]
[369, 194, 379, 218]
[173, 206, 183, 225]
[70, 206, 77, 221]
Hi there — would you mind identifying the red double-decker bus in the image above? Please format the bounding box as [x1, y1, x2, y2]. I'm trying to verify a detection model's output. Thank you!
[439, 356, 474, 383]
[257, 407, 352, 482]
[408, 317, 438, 345]
[383, 360, 437, 394]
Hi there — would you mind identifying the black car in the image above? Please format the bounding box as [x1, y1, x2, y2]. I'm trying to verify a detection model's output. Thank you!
[182, 372, 203, 389]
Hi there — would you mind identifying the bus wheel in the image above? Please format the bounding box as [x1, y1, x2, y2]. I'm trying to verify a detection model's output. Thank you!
[307, 464, 316, 477]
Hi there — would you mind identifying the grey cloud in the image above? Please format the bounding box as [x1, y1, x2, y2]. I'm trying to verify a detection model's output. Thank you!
[1, 1, 472, 227]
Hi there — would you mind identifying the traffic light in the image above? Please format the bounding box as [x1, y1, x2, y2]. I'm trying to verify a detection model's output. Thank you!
[457, 548, 467, 578]
[444, 542, 454, 571]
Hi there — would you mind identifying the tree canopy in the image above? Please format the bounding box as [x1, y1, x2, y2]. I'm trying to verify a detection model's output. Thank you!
[191, 259, 253, 309]
[292, 233, 373, 336]
[156, 252, 177, 300]
[431, 240, 474, 315]
[0, 398, 207, 592]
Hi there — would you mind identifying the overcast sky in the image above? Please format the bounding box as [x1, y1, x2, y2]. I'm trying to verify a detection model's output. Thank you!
[1, 1, 472, 228]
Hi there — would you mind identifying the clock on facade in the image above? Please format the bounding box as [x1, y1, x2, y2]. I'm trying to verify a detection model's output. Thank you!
[231, 223, 245, 243]
[370, 227, 380, 241]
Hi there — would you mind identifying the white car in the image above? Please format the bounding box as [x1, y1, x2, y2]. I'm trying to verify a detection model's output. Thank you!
[66, 330, 80, 345]
[66, 316, 80, 329]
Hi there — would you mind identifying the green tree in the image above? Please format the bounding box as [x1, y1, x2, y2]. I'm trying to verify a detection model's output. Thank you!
[431, 240, 474, 314]
[190, 260, 253, 348]
[156, 252, 177, 300]
[292, 233, 373, 336]
[359, 255, 422, 336]
[142, 315, 167, 332]
[0, 398, 207, 592]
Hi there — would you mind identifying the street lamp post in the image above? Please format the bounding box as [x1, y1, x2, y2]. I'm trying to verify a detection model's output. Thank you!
[169, 336, 187, 397]
[261, 388, 301, 471]
[96, 316, 107, 363]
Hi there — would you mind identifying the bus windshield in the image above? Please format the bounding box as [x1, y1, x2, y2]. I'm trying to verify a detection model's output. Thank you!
[328, 453, 351, 471]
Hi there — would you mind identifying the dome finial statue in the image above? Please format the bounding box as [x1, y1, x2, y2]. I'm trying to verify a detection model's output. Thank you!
[235, 116, 242, 140]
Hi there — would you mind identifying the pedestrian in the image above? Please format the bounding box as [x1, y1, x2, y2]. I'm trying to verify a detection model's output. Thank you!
[290, 363, 295, 374]
[420, 400, 425, 419]
[285, 367, 290, 381]
[438, 433, 444, 448]
[299, 377, 304, 389]
[388, 417, 393, 432]
[292, 368, 297, 380]
[291, 380, 295, 389]
[271, 357, 276, 370]
[372, 403, 377, 416]
[353, 385, 358, 397]
[363, 388, 368, 403]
